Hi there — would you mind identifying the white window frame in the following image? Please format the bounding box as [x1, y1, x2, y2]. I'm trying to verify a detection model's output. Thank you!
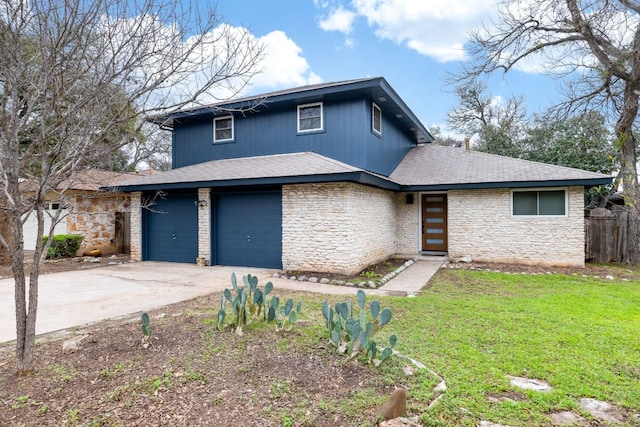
[510, 187, 568, 217]
[372, 102, 382, 135]
[297, 102, 323, 133]
[214, 115, 234, 142]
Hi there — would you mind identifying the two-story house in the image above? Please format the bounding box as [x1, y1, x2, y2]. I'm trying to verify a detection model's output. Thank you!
[115, 77, 611, 274]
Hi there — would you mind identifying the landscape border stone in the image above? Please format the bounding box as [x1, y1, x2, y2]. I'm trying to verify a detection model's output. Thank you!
[273, 259, 415, 289]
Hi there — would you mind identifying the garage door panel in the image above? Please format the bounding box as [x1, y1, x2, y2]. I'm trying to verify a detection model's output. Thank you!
[144, 194, 198, 263]
[215, 192, 282, 269]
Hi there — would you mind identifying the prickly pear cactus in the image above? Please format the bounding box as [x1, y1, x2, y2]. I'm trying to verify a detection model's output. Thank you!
[214, 273, 302, 334]
[321, 290, 396, 365]
[141, 312, 152, 348]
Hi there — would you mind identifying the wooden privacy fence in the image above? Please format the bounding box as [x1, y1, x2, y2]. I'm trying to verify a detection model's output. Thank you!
[585, 207, 640, 264]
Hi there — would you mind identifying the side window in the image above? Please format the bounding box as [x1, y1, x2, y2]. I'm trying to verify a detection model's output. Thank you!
[372, 102, 382, 135]
[214, 116, 234, 142]
[297, 102, 323, 133]
[512, 189, 567, 216]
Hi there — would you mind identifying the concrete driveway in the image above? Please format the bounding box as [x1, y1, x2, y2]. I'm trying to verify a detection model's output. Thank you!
[0, 259, 442, 344]
[0, 262, 280, 344]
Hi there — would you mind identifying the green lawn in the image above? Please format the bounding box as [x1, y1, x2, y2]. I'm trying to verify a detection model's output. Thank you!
[385, 269, 640, 426]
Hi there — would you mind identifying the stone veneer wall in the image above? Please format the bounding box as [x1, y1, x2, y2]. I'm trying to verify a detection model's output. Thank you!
[394, 192, 419, 255]
[66, 191, 130, 254]
[282, 182, 397, 275]
[197, 188, 211, 264]
[448, 187, 585, 267]
[130, 192, 142, 261]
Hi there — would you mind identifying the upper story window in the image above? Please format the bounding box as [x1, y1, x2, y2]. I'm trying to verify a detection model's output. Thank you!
[372, 102, 382, 135]
[512, 189, 567, 216]
[297, 102, 323, 133]
[214, 116, 234, 142]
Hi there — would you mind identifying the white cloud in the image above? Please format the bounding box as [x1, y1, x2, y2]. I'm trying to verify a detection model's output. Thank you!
[318, 5, 356, 34]
[353, 0, 497, 62]
[344, 37, 355, 49]
[174, 27, 322, 100]
[142, 25, 321, 108]
[248, 30, 322, 91]
[315, 0, 497, 62]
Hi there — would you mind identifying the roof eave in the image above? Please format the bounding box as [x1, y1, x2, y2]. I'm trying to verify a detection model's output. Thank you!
[106, 171, 400, 193]
[401, 177, 613, 192]
[376, 79, 434, 143]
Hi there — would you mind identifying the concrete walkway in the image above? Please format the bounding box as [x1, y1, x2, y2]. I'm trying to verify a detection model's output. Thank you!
[376, 259, 444, 296]
[0, 259, 444, 344]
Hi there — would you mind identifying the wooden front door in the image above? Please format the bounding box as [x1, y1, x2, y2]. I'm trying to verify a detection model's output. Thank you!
[422, 194, 448, 252]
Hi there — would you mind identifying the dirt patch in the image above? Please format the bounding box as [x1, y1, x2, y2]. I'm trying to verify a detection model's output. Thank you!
[0, 254, 131, 279]
[0, 294, 420, 426]
[283, 257, 410, 283]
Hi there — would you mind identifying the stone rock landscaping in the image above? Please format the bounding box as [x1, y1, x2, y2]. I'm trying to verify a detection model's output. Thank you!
[273, 258, 415, 289]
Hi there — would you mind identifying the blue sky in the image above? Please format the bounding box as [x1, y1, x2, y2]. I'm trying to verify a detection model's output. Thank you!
[212, 0, 562, 138]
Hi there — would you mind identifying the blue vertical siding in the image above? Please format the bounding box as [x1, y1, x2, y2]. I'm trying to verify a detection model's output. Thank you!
[172, 97, 415, 176]
[362, 100, 417, 175]
[173, 119, 213, 170]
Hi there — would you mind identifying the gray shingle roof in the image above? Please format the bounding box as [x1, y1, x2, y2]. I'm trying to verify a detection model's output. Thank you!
[20, 169, 153, 192]
[113, 145, 612, 192]
[389, 143, 611, 187]
[203, 78, 377, 109]
[114, 152, 364, 188]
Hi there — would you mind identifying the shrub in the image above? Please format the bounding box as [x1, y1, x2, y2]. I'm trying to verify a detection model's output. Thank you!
[43, 234, 84, 259]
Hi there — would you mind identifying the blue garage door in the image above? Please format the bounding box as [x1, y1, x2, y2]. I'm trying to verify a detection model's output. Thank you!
[214, 192, 282, 269]
[144, 193, 198, 263]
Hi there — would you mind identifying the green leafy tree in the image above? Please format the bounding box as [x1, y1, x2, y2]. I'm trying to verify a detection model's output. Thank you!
[476, 123, 526, 159]
[524, 112, 617, 174]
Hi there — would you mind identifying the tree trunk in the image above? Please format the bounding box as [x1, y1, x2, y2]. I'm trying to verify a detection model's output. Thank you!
[6, 171, 41, 375]
[0, 192, 12, 265]
[616, 85, 640, 212]
[13, 205, 42, 375]
[12, 243, 31, 375]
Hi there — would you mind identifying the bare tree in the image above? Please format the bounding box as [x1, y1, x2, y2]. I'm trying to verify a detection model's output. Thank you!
[447, 80, 528, 157]
[122, 124, 173, 171]
[0, 0, 262, 374]
[454, 0, 640, 208]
